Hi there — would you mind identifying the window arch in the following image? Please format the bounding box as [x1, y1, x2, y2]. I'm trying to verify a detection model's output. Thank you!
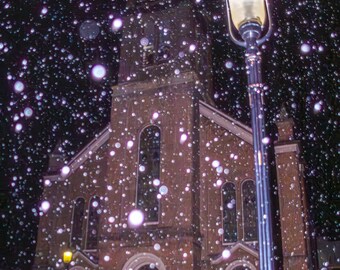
[86, 196, 100, 250]
[242, 180, 258, 241]
[122, 253, 166, 270]
[222, 182, 237, 243]
[225, 260, 256, 270]
[137, 126, 161, 223]
[71, 198, 85, 248]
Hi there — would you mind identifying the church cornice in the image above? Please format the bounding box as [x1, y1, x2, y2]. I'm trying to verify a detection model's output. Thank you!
[104, 226, 200, 244]
[112, 71, 199, 97]
[199, 101, 253, 145]
[274, 141, 301, 154]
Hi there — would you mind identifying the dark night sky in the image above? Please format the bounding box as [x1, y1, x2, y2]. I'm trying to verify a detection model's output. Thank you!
[0, 0, 339, 269]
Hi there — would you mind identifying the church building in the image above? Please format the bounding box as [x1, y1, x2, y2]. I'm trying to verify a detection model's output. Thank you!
[34, 0, 312, 269]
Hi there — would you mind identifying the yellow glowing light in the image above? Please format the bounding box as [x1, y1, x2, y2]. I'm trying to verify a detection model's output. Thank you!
[63, 250, 73, 264]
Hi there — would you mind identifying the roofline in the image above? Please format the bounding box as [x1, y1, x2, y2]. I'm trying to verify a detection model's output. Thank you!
[112, 71, 199, 97]
[199, 100, 253, 145]
[211, 242, 258, 265]
[44, 125, 110, 181]
[44, 102, 252, 181]
[72, 250, 99, 268]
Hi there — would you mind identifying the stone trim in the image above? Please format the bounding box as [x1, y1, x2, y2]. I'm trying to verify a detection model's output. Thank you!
[199, 101, 253, 145]
[274, 143, 300, 154]
[211, 242, 258, 265]
[107, 227, 197, 243]
[43, 174, 61, 182]
[72, 250, 98, 268]
[112, 71, 199, 97]
[122, 253, 166, 270]
[225, 259, 257, 270]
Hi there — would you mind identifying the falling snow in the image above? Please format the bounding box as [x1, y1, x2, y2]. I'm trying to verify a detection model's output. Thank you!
[0, 0, 338, 269]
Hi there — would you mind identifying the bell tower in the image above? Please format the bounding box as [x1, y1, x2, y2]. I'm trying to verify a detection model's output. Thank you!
[116, 0, 212, 93]
[99, 1, 212, 269]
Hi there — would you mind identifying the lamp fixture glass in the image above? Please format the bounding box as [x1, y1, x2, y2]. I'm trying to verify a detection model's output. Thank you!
[63, 250, 73, 264]
[227, 0, 267, 30]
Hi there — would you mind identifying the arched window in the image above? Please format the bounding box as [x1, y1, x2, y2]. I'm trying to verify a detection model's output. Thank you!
[71, 198, 85, 248]
[86, 196, 100, 249]
[242, 180, 258, 241]
[222, 182, 237, 243]
[137, 126, 161, 223]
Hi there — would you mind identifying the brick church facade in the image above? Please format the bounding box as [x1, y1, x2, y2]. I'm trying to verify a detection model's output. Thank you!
[34, 1, 312, 269]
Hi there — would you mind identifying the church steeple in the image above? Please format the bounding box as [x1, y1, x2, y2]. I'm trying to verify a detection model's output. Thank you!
[101, 2, 213, 268]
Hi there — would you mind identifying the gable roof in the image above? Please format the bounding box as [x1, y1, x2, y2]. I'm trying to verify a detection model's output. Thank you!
[45, 102, 253, 181]
[211, 242, 258, 265]
[199, 100, 253, 145]
[44, 125, 111, 181]
[72, 250, 99, 268]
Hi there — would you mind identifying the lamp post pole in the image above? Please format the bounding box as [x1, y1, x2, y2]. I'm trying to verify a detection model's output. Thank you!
[240, 22, 274, 270]
[225, 0, 275, 268]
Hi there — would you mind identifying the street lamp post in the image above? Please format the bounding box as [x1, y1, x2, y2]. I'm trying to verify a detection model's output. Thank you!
[225, 0, 274, 269]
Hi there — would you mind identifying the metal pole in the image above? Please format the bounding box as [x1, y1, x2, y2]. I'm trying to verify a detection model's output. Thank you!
[240, 22, 274, 270]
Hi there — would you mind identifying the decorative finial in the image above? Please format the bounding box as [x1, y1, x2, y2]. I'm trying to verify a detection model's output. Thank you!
[48, 140, 66, 173]
[278, 104, 289, 121]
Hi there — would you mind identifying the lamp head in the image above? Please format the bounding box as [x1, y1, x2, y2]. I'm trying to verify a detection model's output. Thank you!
[62, 250, 73, 264]
[225, 0, 272, 47]
[227, 0, 267, 30]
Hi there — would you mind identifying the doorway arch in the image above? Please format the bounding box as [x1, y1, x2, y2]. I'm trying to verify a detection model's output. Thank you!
[122, 253, 166, 270]
[225, 260, 256, 270]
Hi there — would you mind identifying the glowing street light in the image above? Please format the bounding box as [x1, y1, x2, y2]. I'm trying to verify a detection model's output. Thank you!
[225, 0, 274, 269]
[62, 249, 73, 270]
